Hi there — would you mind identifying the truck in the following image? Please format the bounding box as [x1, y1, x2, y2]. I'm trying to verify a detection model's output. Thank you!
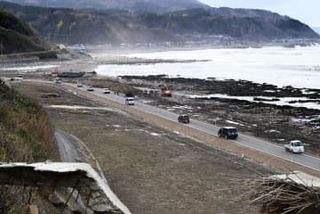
[284, 140, 304, 154]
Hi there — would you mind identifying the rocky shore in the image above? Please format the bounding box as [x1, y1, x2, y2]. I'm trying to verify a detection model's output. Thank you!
[120, 75, 320, 155]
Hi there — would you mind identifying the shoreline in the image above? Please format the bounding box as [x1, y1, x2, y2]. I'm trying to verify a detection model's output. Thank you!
[88, 42, 320, 55]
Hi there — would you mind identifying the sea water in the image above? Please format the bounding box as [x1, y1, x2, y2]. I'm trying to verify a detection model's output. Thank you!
[96, 46, 320, 89]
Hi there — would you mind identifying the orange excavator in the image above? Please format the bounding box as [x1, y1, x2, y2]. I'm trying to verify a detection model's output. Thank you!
[161, 82, 172, 97]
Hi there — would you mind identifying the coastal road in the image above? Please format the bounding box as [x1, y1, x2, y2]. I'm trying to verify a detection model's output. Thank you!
[77, 84, 320, 172]
[25, 79, 320, 173]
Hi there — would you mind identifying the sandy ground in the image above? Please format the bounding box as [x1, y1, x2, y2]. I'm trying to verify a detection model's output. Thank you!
[14, 82, 273, 214]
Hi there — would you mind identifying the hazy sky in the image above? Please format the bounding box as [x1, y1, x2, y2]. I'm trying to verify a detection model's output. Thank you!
[199, 0, 320, 27]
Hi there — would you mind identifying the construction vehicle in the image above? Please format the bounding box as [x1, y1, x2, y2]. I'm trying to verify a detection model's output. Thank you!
[161, 82, 172, 97]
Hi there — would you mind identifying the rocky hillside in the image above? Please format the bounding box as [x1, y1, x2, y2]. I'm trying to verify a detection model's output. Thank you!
[0, 2, 318, 45]
[0, 0, 207, 13]
[0, 9, 51, 54]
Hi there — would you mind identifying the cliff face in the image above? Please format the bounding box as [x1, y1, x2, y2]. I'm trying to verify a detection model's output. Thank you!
[0, 2, 318, 45]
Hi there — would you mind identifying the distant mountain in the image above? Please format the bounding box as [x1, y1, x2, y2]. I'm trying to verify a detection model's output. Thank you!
[0, 0, 207, 13]
[0, 9, 50, 54]
[0, 2, 318, 45]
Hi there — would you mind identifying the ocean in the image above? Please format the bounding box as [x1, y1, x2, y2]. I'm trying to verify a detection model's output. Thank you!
[96, 46, 320, 89]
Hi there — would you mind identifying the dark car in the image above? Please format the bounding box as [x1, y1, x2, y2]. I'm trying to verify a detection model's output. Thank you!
[178, 114, 190, 124]
[125, 93, 135, 98]
[218, 127, 238, 139]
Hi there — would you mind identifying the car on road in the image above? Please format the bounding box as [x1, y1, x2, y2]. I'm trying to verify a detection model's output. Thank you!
[218, 127, 238, 139]
[103, 88, 111, 94]
[178, 114, 190, 124]
[87, 86, 94, 91]
[77, 81, 83, 87]
[53, 78, 62, 84]
[284, 140, 304, 154]
[125, 93, 135, 98]
[125, 97, 135, 105]
[10, 77, 23, 81]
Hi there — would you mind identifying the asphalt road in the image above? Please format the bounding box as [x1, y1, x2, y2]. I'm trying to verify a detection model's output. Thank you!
[79, 85, 320, 172]
[25, 80, 320, 172]
[55, 129, 89, 163]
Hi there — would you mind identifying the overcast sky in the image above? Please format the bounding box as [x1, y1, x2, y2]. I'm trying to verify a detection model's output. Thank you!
[199, 0, 319, 27]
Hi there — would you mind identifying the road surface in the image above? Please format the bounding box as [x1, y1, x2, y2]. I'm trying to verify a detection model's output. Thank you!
[55, 129, 91, 163]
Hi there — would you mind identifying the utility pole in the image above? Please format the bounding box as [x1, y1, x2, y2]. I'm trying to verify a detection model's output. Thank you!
[0, 40, 3, 56]
[0, 40, 3, 68]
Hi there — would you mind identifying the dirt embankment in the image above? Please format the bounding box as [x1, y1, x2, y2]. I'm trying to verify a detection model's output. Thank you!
[0, 80, 60, 213]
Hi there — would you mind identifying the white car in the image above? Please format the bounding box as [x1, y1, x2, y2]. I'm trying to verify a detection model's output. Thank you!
[103, 88, 111, 94]
[87, 87, 94, 91]
[284, 140, 304, 154]
[14, 77, 23, 81]
[125, 97, 135, 105]
[53, 78, 62, 84]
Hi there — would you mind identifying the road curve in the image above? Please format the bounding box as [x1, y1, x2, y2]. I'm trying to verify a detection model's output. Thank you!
[26, 79, 320, 173]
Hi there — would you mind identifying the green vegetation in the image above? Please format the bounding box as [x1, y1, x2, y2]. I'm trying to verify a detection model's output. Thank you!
[0, 2, 317, 45]
[0, 9, 51, 54]
[0, 80, 58, 162]
[0, 0, 206, 13]
[0, 80, 60, 213]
